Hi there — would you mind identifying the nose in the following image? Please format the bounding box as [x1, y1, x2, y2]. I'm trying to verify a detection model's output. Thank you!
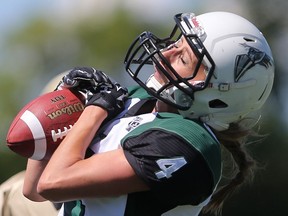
[161, 43, 180, 63]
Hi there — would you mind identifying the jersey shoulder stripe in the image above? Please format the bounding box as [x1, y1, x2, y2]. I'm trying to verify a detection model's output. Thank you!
[128, 86, 152, 99]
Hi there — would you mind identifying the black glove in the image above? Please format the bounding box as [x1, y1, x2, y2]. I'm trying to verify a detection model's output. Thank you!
[85, 82, 128, 121]
[59, 67, 110, 93]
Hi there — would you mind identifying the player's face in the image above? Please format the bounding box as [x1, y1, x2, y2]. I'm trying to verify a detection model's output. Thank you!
[154, 36, 206, 85]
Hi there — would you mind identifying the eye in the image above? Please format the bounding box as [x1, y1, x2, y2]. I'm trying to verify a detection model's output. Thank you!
[180, 55, 187, 65]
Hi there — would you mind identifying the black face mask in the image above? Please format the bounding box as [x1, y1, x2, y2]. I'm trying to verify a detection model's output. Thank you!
[124, 13, 215, 110]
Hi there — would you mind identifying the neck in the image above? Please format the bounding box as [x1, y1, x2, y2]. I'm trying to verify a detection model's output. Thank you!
[153, 101, 179, 114]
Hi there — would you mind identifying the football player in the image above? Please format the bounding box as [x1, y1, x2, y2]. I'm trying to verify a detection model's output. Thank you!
[23, 11, 274, 216]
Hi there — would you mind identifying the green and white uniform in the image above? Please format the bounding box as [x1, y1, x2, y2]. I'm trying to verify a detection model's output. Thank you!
[58, 86, 222, 216]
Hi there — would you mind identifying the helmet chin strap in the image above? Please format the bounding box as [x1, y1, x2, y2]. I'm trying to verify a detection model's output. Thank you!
[146, 74, 204, 111]
[146, 74, 163, 91]
[146, 74, 178, 107]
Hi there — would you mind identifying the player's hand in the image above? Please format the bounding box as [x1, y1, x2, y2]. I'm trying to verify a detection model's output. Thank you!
[85, 81, 128, 121]
[56, 67, 110, 93]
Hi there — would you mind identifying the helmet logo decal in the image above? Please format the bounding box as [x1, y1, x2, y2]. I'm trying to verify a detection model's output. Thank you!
[234, 43, 273, 82]
[191, 16, 200, 28]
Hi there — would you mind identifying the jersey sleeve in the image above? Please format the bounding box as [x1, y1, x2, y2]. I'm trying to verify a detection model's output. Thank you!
[122, 128, 214, 205]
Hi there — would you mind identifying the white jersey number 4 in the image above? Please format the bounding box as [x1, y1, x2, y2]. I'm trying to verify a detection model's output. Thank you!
[155, 157, 187, 179]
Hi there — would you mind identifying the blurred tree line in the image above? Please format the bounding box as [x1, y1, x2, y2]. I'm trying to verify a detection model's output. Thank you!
[0, 5, 287, 216]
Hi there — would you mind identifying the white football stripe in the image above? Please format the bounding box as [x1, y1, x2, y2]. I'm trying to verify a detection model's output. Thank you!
[20, 110, 47, 160]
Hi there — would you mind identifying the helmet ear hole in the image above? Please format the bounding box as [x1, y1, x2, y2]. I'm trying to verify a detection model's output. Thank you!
[243, 37, 256, 42]
[209, 99, 228, 108]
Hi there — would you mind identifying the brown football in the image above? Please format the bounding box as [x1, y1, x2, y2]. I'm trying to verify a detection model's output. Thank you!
[6, 89, 85, 160]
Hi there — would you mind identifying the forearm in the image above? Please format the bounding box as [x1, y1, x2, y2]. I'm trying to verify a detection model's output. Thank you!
[37, 106, 107, 198]
[23, 159, 49, 201]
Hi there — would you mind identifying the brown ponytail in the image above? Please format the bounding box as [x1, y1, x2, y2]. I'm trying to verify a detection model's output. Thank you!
[202, 120, 265, 215]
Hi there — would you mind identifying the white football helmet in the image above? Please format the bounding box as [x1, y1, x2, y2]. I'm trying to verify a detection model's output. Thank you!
[124, 12, 274, 130]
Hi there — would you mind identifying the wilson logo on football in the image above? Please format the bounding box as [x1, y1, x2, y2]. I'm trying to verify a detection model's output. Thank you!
[47, 102, 84, 120]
